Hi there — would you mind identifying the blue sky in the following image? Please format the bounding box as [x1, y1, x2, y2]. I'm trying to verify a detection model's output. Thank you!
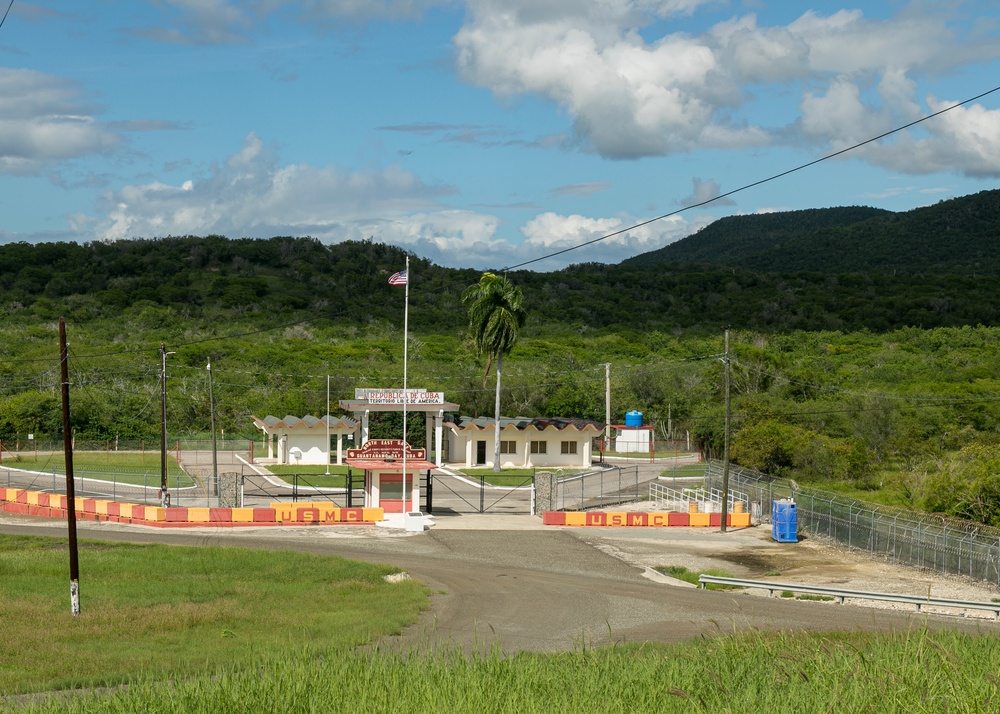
[0, 1, 998, 271]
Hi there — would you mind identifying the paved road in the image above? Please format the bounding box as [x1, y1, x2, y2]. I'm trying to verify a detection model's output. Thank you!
[1, 514, 990, 654]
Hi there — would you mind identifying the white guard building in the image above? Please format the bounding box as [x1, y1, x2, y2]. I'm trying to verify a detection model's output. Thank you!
[443, 415, 604, 469]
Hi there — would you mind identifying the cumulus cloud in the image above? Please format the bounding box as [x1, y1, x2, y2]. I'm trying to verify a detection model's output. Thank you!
[96, 132, 458, 242]
[680, 178, 734, 208]
[90, 131, 703, 269]
[0, 69, 119, 175]
[453, 1, 1000, 170]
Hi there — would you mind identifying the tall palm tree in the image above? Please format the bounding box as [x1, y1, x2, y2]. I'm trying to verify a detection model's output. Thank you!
[462, 272, 527, 472]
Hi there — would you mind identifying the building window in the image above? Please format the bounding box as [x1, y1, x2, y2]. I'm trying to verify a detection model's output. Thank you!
[561, 441, 578, 454]
[500, 440, 517, 454]
[530, 440, 547, 454]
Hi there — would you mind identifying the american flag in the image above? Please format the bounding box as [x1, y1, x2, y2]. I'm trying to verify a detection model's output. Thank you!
[388, 269, 408, 286]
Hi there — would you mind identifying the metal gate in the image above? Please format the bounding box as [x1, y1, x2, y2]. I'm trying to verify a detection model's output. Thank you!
[424, 469, 535, 514]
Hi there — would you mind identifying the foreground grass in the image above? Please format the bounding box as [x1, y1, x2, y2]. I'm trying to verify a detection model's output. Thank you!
[0, 535, 428, 696]
[15, 628, 1000, 713]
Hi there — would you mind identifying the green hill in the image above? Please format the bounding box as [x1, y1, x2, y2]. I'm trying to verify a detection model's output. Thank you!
[624, 189, 1000, 274]
[1, 188, 1000, 335]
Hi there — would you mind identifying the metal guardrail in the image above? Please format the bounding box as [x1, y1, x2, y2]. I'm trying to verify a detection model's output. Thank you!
[698, 575, 1000, 619]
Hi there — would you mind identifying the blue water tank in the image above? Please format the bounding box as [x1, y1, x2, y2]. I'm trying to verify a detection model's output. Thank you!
[772, 499, 798, 543]
[624, 410, 643, 427]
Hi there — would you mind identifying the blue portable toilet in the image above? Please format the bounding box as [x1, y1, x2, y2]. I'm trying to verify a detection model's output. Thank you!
[624, 410, 643, 427]
[772, 499, 798, 543]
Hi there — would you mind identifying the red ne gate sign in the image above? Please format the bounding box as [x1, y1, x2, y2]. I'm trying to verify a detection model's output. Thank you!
[346, 439, 426, 461]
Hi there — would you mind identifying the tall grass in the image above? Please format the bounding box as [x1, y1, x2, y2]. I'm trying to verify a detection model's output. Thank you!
[16, 628, 1000, 713]
[0, 535, 428, 696]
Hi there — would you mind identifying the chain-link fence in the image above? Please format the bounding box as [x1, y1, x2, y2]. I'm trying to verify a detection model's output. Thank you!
[704, 461, 1000, 586]
[546, 465, 647, 511]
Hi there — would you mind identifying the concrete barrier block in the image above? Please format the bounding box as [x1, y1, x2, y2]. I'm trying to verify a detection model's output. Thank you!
[690, 512, 711, 527]
[187, 508, 211, 522]
[231, 508, 255, 523]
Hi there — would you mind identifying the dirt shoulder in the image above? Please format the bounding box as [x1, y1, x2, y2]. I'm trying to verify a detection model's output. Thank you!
[573, 524, 1000, 619]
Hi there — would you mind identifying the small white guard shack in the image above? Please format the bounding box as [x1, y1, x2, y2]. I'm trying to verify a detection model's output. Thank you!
[251, 414, 358, 466]
[443, 416, 604, 469]
[345, 439, 436, 513]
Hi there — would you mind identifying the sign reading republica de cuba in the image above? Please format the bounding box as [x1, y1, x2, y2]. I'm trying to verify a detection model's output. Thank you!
[354, 388, 445, 405]
[347, 439, 426, 461]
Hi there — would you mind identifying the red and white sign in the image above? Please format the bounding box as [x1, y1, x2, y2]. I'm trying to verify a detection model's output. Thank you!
[354, 389, 445, 405]
[346, 439, 426, 461]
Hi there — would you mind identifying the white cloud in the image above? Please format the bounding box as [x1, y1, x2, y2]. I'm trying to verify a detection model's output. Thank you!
[0, 69, 119, 175]
[133, 0, 253, 44]
[89, 131, 705, 269]
[96, 132, 457, 242]
[453, 2, 1000, 170]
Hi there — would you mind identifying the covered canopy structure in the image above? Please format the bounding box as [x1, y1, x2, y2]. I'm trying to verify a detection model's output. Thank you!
[251, 414, 358, 466]
[339, 389, 459, 467]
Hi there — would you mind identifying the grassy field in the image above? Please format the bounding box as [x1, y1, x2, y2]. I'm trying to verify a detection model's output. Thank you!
[2, 452, 194, 488]
[266, 464, 350, 488]
[657, 463, 708, 480]
[0, 534, 428, 697]
[14, 628, 1000, 712]
[6, 534, 1000, 712]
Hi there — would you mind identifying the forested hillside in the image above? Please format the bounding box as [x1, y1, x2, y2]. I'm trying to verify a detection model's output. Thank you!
[625, 188, 1000, 274]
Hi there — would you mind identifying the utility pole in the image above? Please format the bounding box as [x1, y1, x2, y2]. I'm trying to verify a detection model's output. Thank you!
[605, 363, 611, 453]
[160, 344, 170, 508]
[59, 317, 81, 616]
[207, 357, 218, 505]
[720, 326, 731, 533]
[325, 375, 331, 476]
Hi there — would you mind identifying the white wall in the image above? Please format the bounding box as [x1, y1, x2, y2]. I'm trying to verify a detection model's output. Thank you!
[445, 428, 595, 469]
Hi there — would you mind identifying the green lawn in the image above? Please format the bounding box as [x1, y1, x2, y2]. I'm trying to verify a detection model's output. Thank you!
[266, 464, 350, 488]
[2, 452, 194, 488]
[0, 534, 428, 697]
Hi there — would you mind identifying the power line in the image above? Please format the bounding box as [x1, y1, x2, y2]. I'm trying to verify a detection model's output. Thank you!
[500, 85, 1000, 272]
[0, 1, 14, 32]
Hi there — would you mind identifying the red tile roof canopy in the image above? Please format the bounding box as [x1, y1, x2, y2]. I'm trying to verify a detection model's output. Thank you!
[252, 414, 358, 431]
[444, 415, 604, 432]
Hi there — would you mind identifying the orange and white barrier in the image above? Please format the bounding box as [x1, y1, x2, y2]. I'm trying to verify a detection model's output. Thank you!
[543, 510, 752, 528]
[0, 488, 382, 528]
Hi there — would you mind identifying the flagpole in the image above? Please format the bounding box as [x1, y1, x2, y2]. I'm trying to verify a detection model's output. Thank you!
[402, 256, 410, 514]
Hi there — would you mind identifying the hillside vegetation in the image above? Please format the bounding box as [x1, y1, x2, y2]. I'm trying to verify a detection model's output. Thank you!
[626, 188, 1000, 274]
[1, 190, 1000, 523]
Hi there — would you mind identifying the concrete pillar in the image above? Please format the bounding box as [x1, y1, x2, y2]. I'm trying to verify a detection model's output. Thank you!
[219, 472, 243, 508]
[534, 471, 557, 514]
[361, 410, 370, 444]
[434, 410, 444, 466]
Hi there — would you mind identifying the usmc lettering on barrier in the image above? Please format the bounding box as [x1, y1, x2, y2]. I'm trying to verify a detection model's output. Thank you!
[346, 438, 426, 461]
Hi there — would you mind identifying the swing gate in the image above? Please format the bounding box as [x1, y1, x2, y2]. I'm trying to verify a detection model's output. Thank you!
[424, 469, 535, 514]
